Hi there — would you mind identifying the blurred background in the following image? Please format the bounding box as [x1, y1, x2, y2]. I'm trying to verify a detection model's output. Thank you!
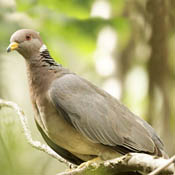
[0, 0, 174, 174]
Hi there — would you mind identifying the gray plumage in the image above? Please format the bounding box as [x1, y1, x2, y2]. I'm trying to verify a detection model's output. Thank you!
[7, 29, 167, 165]
[49, 74, 163, 154]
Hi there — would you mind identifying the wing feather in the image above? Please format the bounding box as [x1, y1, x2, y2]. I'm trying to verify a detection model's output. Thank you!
[49, 73, 163, 154]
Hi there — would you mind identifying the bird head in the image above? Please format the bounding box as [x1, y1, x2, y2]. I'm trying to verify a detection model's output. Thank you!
[7, 29, 43, 59]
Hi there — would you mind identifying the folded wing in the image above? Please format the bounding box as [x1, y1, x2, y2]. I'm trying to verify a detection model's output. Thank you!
[49, 73, 164, 155]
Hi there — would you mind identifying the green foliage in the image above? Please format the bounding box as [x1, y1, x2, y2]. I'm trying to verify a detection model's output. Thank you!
[14, 0, 129, 65]
[16, 0, 94, 19]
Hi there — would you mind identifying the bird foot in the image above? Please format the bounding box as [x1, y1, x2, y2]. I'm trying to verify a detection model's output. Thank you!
[77, 157, 102, 169]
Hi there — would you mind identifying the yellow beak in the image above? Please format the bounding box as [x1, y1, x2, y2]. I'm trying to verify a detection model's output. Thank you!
[7, 42, 19, 52]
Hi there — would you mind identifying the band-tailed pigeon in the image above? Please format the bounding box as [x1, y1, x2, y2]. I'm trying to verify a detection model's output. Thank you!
[7, 29, 167, 165]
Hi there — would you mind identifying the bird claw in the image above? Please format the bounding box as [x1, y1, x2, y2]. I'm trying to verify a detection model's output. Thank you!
[68, 163, 77, 169]
[77, 157, 101, 169]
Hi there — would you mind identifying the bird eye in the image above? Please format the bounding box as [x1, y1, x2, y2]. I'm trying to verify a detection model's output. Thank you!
[26, 35, 31, 40]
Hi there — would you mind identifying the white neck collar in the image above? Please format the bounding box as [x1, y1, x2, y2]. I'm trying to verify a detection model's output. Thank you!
[39, 44, 47, 52]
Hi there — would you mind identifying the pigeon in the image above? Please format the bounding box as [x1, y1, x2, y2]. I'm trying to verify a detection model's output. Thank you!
[7, 29, 167, 165]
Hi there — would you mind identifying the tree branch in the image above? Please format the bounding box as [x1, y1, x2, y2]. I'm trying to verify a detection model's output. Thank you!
[57, 153, 174, 175]
[0, 98, 73, 168]
[148, 154, 175, 175]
